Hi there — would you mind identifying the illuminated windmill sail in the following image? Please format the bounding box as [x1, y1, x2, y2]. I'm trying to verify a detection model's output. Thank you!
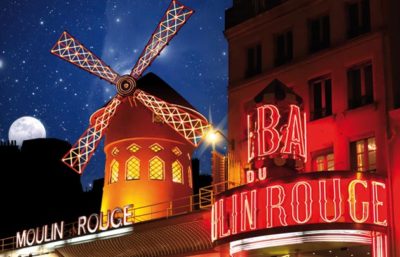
[51, 0, 209, 174]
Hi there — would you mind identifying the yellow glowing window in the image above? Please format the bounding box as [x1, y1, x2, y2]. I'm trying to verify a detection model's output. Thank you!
[352, 137, 376, 172]
[188, 166, 193, 188]
[149, 157, 164, 180]
[127, 143, 141, 153]
[149, 143, 163, 153]
[111, 147, 119, 156]
[172, 146, 182, 156]
[126, 156, 140, 180]
[172, 160, 183, 183]
[110, 159, 119, 184]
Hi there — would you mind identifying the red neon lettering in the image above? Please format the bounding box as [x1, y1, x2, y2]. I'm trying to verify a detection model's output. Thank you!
[211, 202, 218, 241]
[372, 181, 387, 226]
[240, 190, 257, 231]
[266, 185, 287, 228]
[319, 179, 342, 223]
[258, 167, 267, 181]
[348, 179, 369, 223]
[231, 194, 238, 235]
[291, 181, 312, 224]
[281, 105, 307, 161]
[246, 170, 255, 184]
[247, 114, 255, 162]
[257, 105, 280, 157]
[218, 199, 230, 238]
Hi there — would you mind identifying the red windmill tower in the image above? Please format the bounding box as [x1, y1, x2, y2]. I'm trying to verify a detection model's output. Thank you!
[50, 1, 209, 218]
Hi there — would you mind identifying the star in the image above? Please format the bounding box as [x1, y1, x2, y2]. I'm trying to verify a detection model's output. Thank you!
[40, 20, 44, 25]
[0, 59, 4, 69]
[116, 17, 121, 23]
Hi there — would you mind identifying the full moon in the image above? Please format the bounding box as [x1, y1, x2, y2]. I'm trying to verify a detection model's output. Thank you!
[8, 116, 46, 146]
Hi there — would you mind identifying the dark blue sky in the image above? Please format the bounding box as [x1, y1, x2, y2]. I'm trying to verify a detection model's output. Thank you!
[0, 0, 231, 188]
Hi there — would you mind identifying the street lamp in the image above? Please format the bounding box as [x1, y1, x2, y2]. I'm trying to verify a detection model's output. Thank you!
[205, 128, 233, 150]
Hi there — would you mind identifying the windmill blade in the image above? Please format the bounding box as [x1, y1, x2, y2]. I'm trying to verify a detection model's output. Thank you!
[130, 0, 193, 79]
[51, 31, 119, 84]
[62, 97, 121, 174]
[135, 90, 209, 146]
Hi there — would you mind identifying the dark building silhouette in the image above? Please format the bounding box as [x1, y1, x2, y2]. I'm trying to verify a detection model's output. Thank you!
[0, 138, 102, 238]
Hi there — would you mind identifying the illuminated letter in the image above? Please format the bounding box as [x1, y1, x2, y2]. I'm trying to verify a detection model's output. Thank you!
[247, 114, 256, 162]
[16, 230, 27, 248]
[26, 228, 35, 246]
[231, 194, 238, 235]
[240, 190, 257, 231]
[211, 202, 218, 241]
[291, 181, 312, 224]
[111, 207, 123, 228]
[372, 181, 387, 226]
[348, 179, 369, 223]
[257, 105, 281, 157]
[246, 169, 255, 184]
[123, 204, 134, 226]
[219, 199, 231, 237]
[35, 226, 45, 244]
[266, 185, 287, 228]
[87, 214, 99, 233]
[99, 210, 110, 231]
[44, 225, 51, 242]
[281, 105, 307, 161]
[319, 179, 342, 223]
[53, 221, 64, 240]
[77, 216, 87, 235]
[258, 167, 267, 181]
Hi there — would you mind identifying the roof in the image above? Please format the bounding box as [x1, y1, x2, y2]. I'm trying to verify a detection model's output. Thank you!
[137, 72, 196, 110]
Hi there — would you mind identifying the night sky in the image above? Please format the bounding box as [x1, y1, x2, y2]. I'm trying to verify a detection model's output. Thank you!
[0, 0, 231, 188]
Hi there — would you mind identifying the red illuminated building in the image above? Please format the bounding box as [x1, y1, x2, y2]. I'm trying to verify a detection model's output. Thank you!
[1, 0, 400, 257]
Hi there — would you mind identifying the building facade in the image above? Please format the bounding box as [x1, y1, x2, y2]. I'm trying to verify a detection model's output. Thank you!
[2, 0, 400, 256]
[224, 0, 400, 256]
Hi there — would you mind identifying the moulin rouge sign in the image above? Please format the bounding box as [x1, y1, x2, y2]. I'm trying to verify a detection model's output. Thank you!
[211, 104, 388, 242]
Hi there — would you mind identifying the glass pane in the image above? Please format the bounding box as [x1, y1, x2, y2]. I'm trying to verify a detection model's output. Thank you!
[368, 151, 376, 170]
[367, 137, 376, 151]
[316, 156, 325, 171]
[356, 140, 364, 153]
[357, 153, 365, 171]
[327, 153, 334, 171]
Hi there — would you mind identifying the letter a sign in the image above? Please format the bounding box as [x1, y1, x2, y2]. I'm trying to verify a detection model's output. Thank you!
[247, 104, 307, 162]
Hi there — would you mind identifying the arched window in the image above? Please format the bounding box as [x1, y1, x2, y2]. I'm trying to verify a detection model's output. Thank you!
[188, 166, 193, 188]
[172, 160, 183, 184]
[126, 156, 140, 180]
[149, 156, 164, 180]
[110, 159, 119, 184]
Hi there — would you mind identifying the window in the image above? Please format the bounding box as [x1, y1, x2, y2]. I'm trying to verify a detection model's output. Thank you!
[351, 137, 376, 172]
[149, 157, 164, 180]
[110, 159, 119, 184]
[149, 143, 163, 153]
[309, 15, 330, 53]
[172, 160, 183, 183]
[126, 156, 140, 180]
[313, 152, 334, 171]
[246, 44, 262, 77]
[309, 76, 332, 120]
[172, 146, 182, 156]
[274, 30, 293, 67]
[188, 166, 193, 188]
[347, 62, 373, 109]
[347, 0, 371, 38]
[127, 143, 141, 153]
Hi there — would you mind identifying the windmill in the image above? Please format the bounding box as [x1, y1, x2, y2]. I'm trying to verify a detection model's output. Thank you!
[50, 0, 210, 178]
